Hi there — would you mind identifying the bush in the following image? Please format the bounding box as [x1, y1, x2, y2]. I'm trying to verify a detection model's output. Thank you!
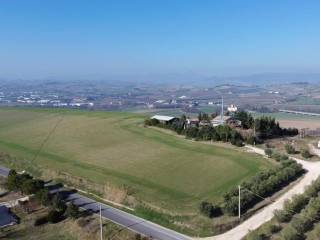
[301, 149, 312, 159]
[268, 224, 282, 234]
[265, 148, 273, 158]
[274, 209, 292, 223]
[285, 144, 296, 154]
[199, 201, 222, 218]
[34, 216, 48, 226]
[281, 225, 303, 240]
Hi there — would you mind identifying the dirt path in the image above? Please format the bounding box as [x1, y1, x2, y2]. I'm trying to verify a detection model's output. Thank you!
[309, 143, 320, 157]
[199, 145, 320, 240]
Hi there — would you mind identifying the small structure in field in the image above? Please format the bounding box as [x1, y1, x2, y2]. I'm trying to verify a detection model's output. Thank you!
[151, 115, 177, 124]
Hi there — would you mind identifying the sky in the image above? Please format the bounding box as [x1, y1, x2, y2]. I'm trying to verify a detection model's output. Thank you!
[1, 0, 320, 80]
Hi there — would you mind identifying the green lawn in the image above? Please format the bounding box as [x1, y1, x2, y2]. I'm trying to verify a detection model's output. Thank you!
[0, 108, 271, 215]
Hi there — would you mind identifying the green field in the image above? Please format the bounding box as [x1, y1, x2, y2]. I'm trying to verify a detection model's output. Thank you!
[0, 108, 272, 233]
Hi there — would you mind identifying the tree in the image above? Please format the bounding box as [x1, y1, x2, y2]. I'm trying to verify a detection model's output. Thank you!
[7, 170, 18, 191]
[234, 111, 254, 129]
[52, 193, 66, 213]
[66, 202, 80, 219]
[35, 188, 50, 206]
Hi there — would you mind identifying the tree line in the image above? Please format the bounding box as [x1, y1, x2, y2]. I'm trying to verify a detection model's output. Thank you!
[223, 160, 304, 216]
[145, 111, 298, 147]
[200, 160, 304, 218]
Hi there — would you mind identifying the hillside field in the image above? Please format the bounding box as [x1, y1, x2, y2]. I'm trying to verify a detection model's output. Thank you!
[0, 108, 272, 234]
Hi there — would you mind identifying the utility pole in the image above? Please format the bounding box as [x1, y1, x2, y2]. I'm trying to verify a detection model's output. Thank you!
[238, 185, 241, 219]
[221, 96, 224, 125]
[253, 124, 256, 146]
[100, 205, 103, 240]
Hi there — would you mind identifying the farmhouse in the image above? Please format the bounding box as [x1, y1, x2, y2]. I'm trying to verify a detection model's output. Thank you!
[151, 115, 177, 124]
[185, 118, 199, 128]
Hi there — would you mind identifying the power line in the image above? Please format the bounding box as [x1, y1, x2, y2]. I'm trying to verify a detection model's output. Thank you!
[31, 116, 63, 163]
[241, 186, 320, 223]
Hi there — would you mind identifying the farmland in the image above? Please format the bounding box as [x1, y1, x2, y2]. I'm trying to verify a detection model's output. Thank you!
[253, 112, 320, 130]
[0, 108, 272, 235]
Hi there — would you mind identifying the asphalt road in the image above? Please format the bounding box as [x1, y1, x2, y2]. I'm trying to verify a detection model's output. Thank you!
[0, 166, 190, 240]
[0, 166, 9, 178]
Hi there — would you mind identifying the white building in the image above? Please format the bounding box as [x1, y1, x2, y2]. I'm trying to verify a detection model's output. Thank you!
[151, 115, 177, 124]
[227, 104, 238, 113]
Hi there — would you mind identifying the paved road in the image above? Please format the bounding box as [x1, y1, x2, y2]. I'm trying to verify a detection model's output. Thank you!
[0, 166, 10, 178]
[0, 166, 189, 240]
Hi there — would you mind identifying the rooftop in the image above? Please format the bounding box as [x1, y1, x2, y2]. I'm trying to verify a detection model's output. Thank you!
[151, 115, 176, 121]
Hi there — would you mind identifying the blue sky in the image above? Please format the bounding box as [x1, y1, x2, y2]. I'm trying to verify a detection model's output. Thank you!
[1, 0, 320, 80]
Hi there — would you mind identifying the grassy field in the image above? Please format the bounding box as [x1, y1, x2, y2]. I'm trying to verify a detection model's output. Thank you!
[0, 107, 272, 235]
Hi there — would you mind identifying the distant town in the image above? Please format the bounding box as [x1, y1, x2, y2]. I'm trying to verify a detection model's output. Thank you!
[1, 80, 320, 117]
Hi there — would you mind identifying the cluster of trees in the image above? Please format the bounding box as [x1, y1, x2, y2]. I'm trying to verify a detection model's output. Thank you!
[254, 116, 298, 140]
[7, 169, 80, 225]
[145, 111, 299, 147]
[223, 160, 304, 216]
[184, 125, 244, 146]
[234, 111, 254, 129]
[145, 117, 244, 147]
[7, 170, 44, 195]
[273, 177, 320, 239]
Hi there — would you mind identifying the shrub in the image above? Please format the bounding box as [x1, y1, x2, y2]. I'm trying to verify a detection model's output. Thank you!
[199, 201, 222, 218]
[265, 148, 273, 158]
[285, 144, 296, 154]
[281, 225, 303, 240]
[268, 224, 282, 234]
[274, 209, 292, 223]
[301, 149, 312, 159]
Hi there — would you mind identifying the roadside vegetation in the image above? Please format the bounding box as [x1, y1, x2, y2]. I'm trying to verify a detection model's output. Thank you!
[245, 177, 320, 240]
[199, 159, 304, 220]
